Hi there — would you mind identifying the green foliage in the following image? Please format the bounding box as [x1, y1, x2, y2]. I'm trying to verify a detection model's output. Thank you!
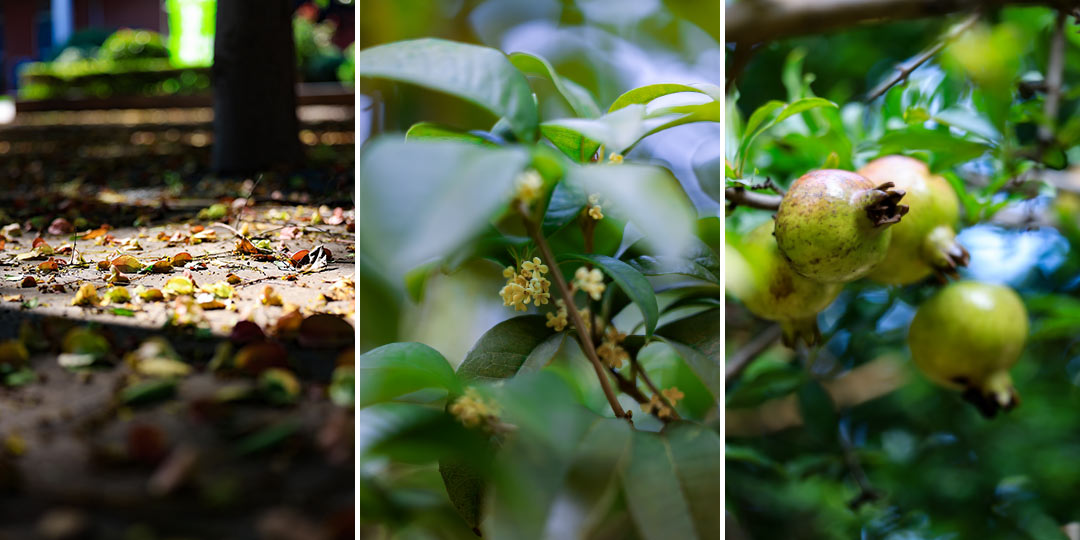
[358, 15, 719, 535]
[727, 5, 1080, 538]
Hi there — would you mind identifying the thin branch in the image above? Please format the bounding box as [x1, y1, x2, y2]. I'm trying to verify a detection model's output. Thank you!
[727, 0, 1044, 45]
[725, 187, 783, 211]
[865, 12, 981, 101]
[726, 325, 783, 386]
[518, 202, 627, 419]
[839, 422, 884, 509]
[1039, 9, 1067, 145]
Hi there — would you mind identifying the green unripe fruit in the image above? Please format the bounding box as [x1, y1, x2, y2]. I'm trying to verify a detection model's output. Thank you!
[858, 156, 969, 284]
[775, 169, 909, 283]
[908, 281, 1028, 417]
[732, 221, 843, 347]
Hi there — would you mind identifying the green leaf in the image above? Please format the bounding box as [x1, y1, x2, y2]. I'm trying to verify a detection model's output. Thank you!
[540, 124, 602, 163]
[440, 459, 487, 532]
[621, 429, 699, 540]
[771, 97, 836, 125]
[563, 253, 659, 337]
[627, 255, 718, 283]
[664, 423, 723, 539]
[739, 100, 785, 148]
[405, 122, 496, 145]
[797, 379, 839, 446]
[457, 315, 557, 383]
[608, 82, 719, 112]
[655, 309, 721, 400]
[509, 52, 601, 118]
[357, 342, 462, 407]
[565, 163, 696, 260]
[542, 105, 661, 154]
[359, 138, 530, 276]
[542, 181, 588, 234]
[357, 38, 538, 142]
[876, 127, 991, 168]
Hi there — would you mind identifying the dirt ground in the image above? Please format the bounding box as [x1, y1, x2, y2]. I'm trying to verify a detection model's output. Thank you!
[0, 190, 356, 539]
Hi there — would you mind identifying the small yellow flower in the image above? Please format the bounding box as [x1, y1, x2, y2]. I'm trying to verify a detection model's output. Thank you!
[641, 394, 674, 419]
[515, 169, 544, 204]
[597, 325, 628, 369]
[546, 310, 568, 331]
[521, 257, 548, 275]
[588, 205, 604, 220]
[608, 153, 623, 164]
[449, 387, 500, 429]
[573, 267, 606, 301]
[588, 194, 600, 205]
[662, 387, 685, 406]
[503, 266, 516, 279]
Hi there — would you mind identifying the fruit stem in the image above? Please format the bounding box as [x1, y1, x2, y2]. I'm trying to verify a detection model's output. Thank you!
[923, 225, 970, 280]
[864, 182, 910, 227]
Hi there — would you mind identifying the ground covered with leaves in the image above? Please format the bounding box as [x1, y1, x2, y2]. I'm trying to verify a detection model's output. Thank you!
[0, 176, 355, 538]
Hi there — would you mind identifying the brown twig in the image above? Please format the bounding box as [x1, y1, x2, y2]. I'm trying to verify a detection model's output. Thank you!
[725, 187, 783, 211]
[633, 354, 682, 420]
[726, 325, 783, 386]
[518, 202, 627, 419]
[865, 12, 981, 101]
[1039, 10, 1067, 145]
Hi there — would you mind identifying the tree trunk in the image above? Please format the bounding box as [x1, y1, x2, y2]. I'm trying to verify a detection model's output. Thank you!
[212, 0, 302, 173]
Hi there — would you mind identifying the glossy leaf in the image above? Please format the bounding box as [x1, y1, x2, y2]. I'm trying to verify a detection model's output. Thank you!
[357, 38, 538, 141]
[655, 309, 721, 400]
[405, 122, 496, 145]
[509, 52, 601, 118]
[608, 82, 720, 112]
[457, 315, 556, 383]
[540, 124, 602, 162]
[359, 138, 530, 276]
[357, 342, 462, 407]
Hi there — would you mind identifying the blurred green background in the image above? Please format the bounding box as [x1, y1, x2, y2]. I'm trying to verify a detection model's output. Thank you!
[727, 5, 1080, 539]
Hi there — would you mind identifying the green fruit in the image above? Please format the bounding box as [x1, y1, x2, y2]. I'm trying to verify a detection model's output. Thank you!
[731, 221, 843, 347]
[775, 169, 908, 283]
[858, 156, 969, 284]
[908, 281, 1028, 417]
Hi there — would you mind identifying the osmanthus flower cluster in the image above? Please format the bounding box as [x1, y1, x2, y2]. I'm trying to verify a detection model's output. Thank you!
[499, 257, 551, 311]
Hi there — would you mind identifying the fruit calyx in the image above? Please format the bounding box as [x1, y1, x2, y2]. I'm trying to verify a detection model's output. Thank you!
[864, 182, 910, 227]
[780, 317, 822, 348]
[954, 370, 1019, 418]
[924, 225, 971, 281]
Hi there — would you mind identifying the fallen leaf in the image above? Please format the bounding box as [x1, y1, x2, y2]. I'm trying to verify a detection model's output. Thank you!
[203, 281, 235, 299]
[197, 204, 228, 221]
[47, 218, 74, 235]
[298, 314, 354, 349]
[280, 226, 302, 240]
[111, 255, 143, 273]
[124, 337, 190, 377]
[226, 273, 242, 285]
[170, 252, 193, 266]
[2, 223, 21, 237]
[261, 286, 283, 306]
[236, 237, 260, 255]
[102, 287, 131, 305]
[107, 266, 130, 285]
[20, 276, 36, 288]
[326, 207, 345, 225]
[0, 340, 29, 367]
[37, 258, 60, 272]
[135, 285, 165, 302]
[32, 237, 47, 249]
[259, 368, 301, 405]
[72, 283, 99, 306]
[290, 249, 309, 267]
[119, 237, 143, 251]
[191, 229, 217, 243]
[152, 259, 173, 273]
[234, 342, 289, 375]
[81, 225, 111, 240]
[163, 276, 195, 297]
[230, 321, 266, 346]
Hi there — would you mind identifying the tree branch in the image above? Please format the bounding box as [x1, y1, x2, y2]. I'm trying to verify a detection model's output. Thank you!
[839, 422, 884, 509]
[726, 324, 783, 386]
[518, 202, 627, 419]
[1039, 9, 1067, 145]
[864, 12, 981, 101]
[726, 0, 1047, 45]
[725, 187, 783, 211]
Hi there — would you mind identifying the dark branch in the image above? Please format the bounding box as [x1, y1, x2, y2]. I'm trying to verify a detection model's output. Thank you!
[726, 324, 783, 386]
[725, 187, 783, 211]
[839, 422, 884, 509]
[864, 12, 981, 101]
[727, 0, 1047, 45]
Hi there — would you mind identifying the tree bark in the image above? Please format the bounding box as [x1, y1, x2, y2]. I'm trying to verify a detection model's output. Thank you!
[212, 0, 302, 173]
